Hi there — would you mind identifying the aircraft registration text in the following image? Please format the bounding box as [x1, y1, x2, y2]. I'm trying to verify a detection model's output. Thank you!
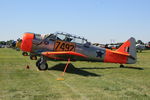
[54, 40, 75, 51]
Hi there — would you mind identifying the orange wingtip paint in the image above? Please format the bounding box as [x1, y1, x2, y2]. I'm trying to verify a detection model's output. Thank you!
[21, 33, 34, 52]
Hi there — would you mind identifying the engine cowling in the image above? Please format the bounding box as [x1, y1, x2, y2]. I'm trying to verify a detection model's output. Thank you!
[21, 33, 34, 52]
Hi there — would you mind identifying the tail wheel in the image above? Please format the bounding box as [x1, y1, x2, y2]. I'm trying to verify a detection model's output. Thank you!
[38, 63, 48, 70]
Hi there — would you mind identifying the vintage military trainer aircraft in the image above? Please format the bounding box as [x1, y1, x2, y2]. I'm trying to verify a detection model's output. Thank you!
[19, 32, 136, 70]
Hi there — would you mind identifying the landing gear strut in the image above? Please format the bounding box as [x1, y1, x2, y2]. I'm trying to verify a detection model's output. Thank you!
[36, 56, 48, 70]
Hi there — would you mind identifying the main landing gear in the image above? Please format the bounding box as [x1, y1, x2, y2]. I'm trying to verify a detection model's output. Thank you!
[36, 56, 48, 70]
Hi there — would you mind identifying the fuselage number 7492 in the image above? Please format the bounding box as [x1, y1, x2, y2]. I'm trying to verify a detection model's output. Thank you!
[54, 40, 75, 51]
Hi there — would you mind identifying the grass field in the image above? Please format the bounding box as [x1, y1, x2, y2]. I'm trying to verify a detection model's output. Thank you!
[0, 48, 150, 100]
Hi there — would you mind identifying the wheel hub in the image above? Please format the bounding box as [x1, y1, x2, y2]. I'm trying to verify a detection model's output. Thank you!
[40, 63, 46, 70]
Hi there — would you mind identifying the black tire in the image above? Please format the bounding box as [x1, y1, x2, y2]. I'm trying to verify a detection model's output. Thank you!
[36, 59, 41, 67]
[120, 65, 125, 68]
[22, 52, 28, 56]
[38, 63, 48, 70]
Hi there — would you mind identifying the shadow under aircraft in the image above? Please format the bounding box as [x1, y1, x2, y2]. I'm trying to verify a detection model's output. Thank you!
[48, 63, 144, 77]
[79, 66, 144, 70]
[48, 63, 101, 77]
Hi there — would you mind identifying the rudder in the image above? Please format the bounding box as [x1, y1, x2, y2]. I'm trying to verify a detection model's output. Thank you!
[116, 37, 137, 64]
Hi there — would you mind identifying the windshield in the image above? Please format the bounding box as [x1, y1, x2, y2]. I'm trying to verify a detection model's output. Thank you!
[43, 34, 56, 40]
[34, 34, 42, 40]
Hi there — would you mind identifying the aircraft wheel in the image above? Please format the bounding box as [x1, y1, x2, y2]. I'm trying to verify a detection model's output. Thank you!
[120, 64, 125, 68]
[22, 52, 28, 56]
[30, 55, 37, 60]
[38, 63, 48, 70]
[36, 59, 41, 67]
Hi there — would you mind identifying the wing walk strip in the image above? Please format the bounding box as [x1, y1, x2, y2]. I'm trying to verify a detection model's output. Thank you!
[51, 72, 88, 100]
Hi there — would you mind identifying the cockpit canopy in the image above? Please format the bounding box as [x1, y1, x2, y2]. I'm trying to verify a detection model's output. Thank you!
[42, 32, 88, 44]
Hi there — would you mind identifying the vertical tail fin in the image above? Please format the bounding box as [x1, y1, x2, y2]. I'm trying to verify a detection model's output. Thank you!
[116, 37, 137, 64]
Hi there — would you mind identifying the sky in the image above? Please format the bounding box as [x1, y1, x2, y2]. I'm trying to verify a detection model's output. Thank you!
[0, 0, 150, 43]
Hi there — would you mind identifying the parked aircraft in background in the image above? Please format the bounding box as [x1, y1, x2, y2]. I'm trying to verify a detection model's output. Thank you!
[136, 44, 145, 52]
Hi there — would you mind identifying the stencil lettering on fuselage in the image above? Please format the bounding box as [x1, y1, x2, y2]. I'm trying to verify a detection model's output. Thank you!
[54, 40, 75, 51]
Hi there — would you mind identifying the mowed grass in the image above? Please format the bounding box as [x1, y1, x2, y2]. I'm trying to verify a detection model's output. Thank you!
[0, 48, 150, 100]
